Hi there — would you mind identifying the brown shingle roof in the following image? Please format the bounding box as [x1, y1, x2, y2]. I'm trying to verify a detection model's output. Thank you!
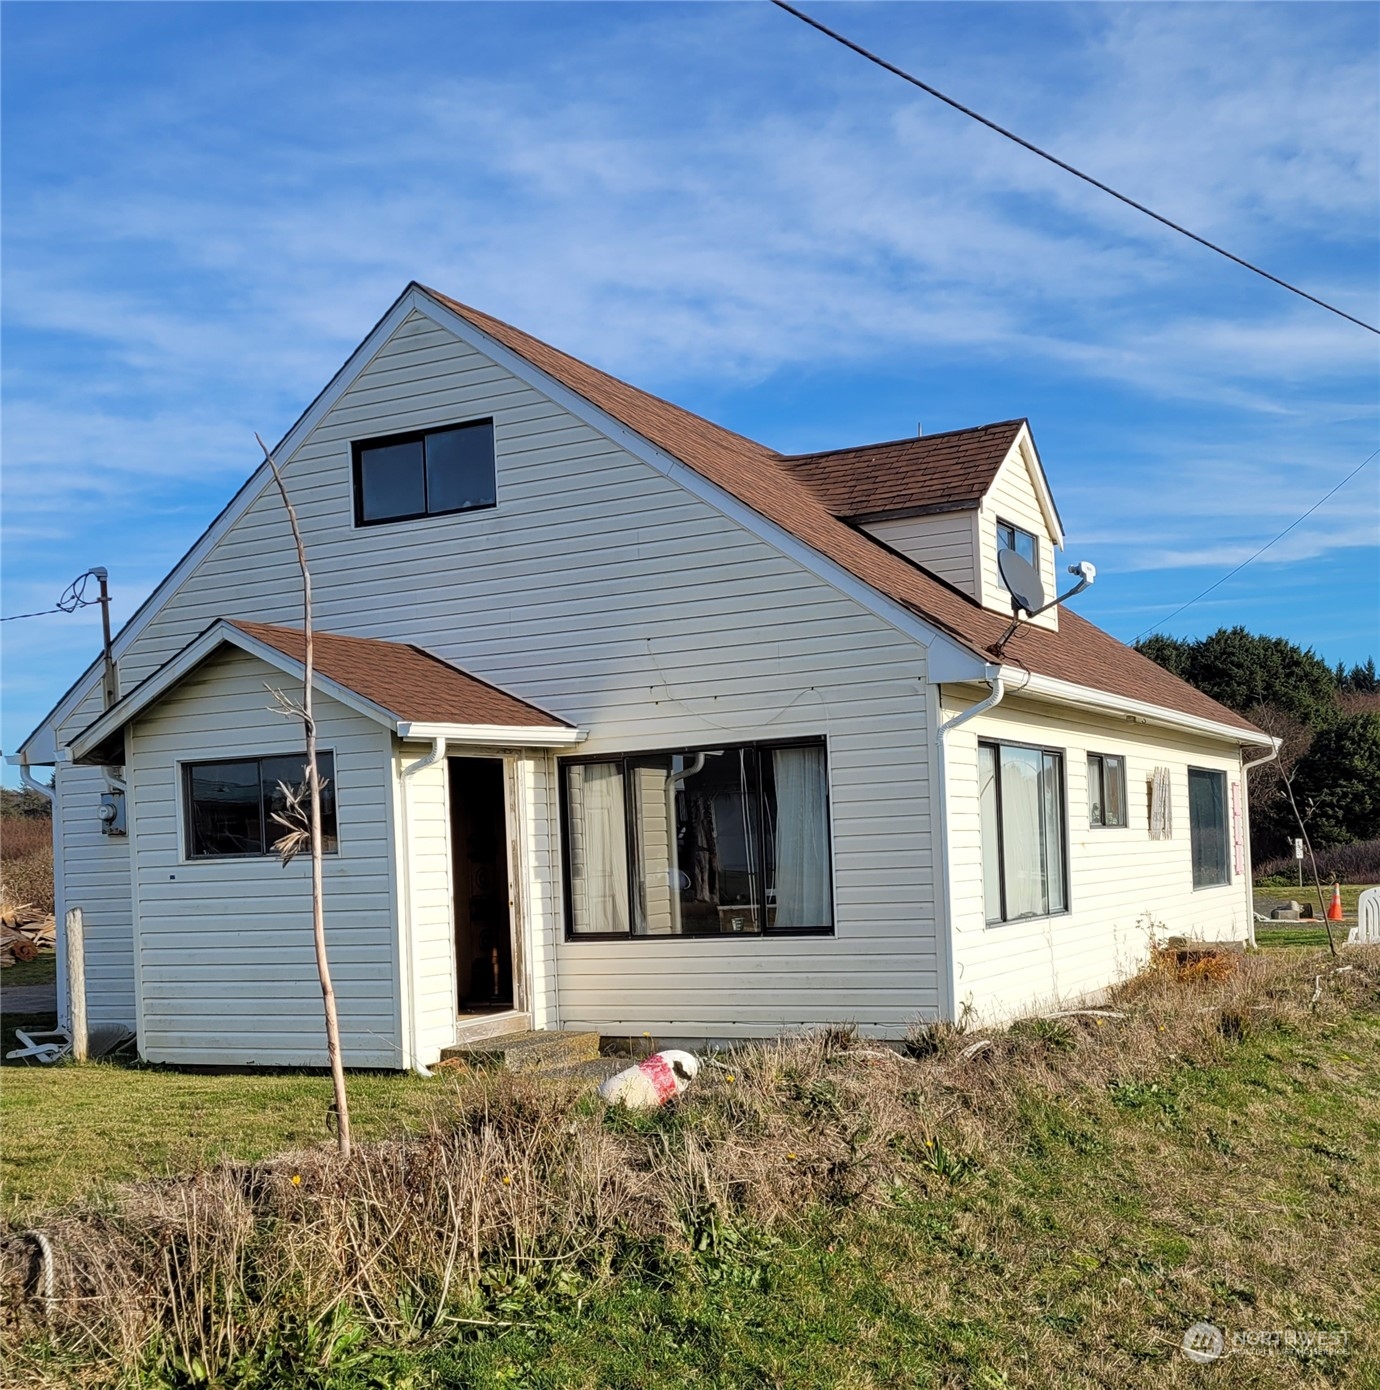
[230, 621, 572, 729]
[420, 286, 1261, 737]
[783, 421, 1026, 521]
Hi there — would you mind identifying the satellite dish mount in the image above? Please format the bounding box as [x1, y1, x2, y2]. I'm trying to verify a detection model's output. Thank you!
[990, 553, 1097, 656]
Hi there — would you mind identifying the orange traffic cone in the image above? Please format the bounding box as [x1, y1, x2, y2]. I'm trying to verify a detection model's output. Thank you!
[1327, 884, 1344, 922]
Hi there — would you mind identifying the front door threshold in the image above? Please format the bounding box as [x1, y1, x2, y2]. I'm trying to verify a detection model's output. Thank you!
[452, 1010, 532, 1045]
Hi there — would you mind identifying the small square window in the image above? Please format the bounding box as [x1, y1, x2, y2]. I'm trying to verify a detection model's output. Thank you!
[1087, 753, 1127, 827]
[996, 519, 1038, 569]
[353, 420, 495, 526]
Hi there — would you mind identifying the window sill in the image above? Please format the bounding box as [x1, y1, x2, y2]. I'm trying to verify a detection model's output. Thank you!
[983, 909, 1071, 929]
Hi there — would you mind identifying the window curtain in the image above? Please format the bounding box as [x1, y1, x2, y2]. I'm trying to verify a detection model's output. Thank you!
[567, 762, 630, 933]
[772, 745, 830, 928]
[1000, 746, 1045, 918]
[979, 745, 1002, 922]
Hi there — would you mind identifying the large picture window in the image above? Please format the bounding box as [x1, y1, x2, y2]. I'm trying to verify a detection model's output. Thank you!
[184, 753, 337, 858]
[353, 419, 496, 526]
[561, 741, 833, 937]
[978, 741, 1067, 923]
[1188, 767, 1229, 889]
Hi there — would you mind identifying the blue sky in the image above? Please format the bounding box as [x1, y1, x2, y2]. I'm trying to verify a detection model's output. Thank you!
[2, 1, 1377, 778]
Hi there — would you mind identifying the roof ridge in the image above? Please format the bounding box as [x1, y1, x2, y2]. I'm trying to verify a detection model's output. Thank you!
[779, 418, 1026, 463]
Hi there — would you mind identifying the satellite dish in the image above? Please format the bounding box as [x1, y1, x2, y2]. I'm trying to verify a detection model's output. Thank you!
[997, 548, 1046, 615]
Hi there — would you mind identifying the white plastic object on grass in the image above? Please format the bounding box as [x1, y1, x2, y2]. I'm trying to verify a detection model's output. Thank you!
[1346, 887, 1380, 946]
[599, 1050, 699, 1108]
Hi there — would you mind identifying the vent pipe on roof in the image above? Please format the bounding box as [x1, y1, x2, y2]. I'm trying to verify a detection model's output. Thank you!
[916, 422, 924, 437]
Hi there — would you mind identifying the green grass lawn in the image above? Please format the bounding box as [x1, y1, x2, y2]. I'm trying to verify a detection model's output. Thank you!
[1254, 882, 1372, 950]
[0, 950, 57, 990]
[0, 1051, 439, 1218]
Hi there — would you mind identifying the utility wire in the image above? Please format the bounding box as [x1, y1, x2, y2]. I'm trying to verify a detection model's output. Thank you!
[1133, 446, 1380, 640]
[0, 570, 106, 622]
[770, 1, 1379, 335]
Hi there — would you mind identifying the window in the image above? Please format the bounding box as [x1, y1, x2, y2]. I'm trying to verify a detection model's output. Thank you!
[185, 753, 337, 858]
[978, 741, 1067, 923]
[1188, 768, 1229, 888]
[996, 519, 1038, 569]
[353, 419, 495, 526]
[561, 740, 833, 937]
[1087, 753, 1127, 827]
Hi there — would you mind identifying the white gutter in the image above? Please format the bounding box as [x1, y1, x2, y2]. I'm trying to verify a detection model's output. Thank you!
[1239, 736, 1284, 949]
[933, 670, 1006, 1022]
[396, 737, 447, 1077]
[990, 667, 1274, 747]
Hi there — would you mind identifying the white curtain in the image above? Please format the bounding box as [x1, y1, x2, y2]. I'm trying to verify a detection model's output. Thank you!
[1000, 746, 1045, 918]
[978, 745, 1002, 921]
[772, 745, 830, 928]
[567, 762, 629, 933]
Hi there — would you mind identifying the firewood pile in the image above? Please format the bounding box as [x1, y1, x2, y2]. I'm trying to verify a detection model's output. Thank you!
[0, 905, 56, 968]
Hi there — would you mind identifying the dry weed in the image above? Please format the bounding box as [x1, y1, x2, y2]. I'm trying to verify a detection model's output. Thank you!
[2, 947, 1376, 1387]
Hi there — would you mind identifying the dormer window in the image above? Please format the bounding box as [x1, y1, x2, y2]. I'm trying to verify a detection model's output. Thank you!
[996, 518, 1038, 568]
[353, 419, 496, 526]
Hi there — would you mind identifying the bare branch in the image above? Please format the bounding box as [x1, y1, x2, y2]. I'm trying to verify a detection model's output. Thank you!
[257, 432, 354, 1159]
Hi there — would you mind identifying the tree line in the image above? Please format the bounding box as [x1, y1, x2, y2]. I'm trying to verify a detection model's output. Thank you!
[1136, 627, 1380, 861]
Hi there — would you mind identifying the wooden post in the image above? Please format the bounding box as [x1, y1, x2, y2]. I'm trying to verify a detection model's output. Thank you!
[65, 907, 88, 1062]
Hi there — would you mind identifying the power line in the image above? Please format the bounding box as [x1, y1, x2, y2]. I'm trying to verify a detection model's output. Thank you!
[1133, 446, 1380, 640]
[0, 570, 106, 622]
[769, 0, 1379, 335]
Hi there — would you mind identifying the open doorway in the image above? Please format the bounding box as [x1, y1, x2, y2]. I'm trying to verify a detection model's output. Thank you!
[449, 757, 514, 1013]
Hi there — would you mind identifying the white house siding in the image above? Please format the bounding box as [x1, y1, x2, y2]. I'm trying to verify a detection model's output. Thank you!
[126, 647, 401, 1066]
[861, 511, 978, 598]
[977, 447, 1059, 630]
[942, 688, 1252, 1024]
[53, 694, 137, 1030]
[396, 746, 457, 1064]
[69, 307, 943, 1041]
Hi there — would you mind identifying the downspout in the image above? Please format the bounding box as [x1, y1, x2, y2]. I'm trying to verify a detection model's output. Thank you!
[933, 671, 1007, 1022]
[1240, 736, 1283, 949]
[18, 761, 55, 804]
[398, 736, 446, 1077]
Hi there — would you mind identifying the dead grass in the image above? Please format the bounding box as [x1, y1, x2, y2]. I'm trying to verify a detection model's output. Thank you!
[1, 819, 54, 918]
[2, 946, 1378, 1388]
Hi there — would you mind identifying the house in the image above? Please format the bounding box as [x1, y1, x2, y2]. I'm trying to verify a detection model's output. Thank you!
[14, 283, 1275, 1068]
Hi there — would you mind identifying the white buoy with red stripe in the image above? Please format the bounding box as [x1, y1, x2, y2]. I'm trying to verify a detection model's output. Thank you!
[599, 1050, 699, 1108]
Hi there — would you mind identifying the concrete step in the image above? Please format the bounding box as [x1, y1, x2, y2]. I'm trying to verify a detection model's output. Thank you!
[440, 1029, 601, 1074]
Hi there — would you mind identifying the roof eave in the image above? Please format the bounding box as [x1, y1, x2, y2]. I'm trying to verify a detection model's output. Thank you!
[963, 664, 1270, 746]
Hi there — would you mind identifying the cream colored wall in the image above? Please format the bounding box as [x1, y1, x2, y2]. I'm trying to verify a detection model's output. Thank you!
[126, 647, 401, 1066]
[977, 443, 1060, 630]
[942, 688, 1252, 1024]
[861, 511, 978, 597]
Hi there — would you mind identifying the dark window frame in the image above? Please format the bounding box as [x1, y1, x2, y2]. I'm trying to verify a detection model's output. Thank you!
[351, 418, 497, 528]
[558, 736, 835, 942]
[979, 737, 1070, 925]
[1087, 752, 1128, 828]
[182, 751, 339, 860]
[1188, 766, 1230, 890]
[995, 517, 1039, 574]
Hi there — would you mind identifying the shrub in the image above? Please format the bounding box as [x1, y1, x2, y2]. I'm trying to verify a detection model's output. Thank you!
[1255, 837, 1380, 886]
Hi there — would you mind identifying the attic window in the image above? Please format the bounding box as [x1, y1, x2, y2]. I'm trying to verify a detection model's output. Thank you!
[353, 419, 496, 526]
[996, 519, 1038, 569]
